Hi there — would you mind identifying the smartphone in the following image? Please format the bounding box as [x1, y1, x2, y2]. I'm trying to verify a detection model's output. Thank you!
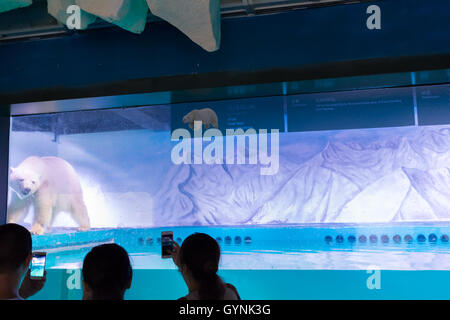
[30, 252, 46, 279]
[161, 231, 173, 259]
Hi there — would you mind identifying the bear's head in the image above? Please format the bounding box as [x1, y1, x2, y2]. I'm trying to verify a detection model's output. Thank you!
[182, 110, 197, 124]
[9, 167, 41, 199]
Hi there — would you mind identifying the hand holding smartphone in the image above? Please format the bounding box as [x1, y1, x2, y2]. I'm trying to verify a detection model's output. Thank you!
[30, 252, 46, 279]
[170, 241, 181, 267]
[161, 231, 173, 259]
[19, 252, 47, 299]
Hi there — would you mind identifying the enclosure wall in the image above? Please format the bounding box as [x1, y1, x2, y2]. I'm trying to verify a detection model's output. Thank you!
[0, 113, 10, 224]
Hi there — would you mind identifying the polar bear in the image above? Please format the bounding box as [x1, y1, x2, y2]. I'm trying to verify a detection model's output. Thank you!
[7, 156, 90, 235]
[182, 108, 218, 129]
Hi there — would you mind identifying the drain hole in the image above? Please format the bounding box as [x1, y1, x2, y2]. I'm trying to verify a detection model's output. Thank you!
[428, 234, 437, 243]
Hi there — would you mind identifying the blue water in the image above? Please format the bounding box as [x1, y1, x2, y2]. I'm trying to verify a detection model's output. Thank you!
[26, 223, 450, 300]
[28, 268, 450, 300]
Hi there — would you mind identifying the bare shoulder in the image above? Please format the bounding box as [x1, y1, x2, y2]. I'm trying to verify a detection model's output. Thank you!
[225, 283, 241, 300]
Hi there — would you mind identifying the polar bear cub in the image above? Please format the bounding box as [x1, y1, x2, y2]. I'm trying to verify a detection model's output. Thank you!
[182, 108, 219, 129]
[8, 156, 90, 235]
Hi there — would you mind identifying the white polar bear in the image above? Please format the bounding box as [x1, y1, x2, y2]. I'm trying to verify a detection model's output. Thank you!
[7, 156, 90, 235]
[182, 108, 218, 129]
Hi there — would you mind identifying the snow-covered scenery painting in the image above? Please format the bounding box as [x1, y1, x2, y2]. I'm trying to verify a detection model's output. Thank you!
[154, 125, 450, 226]
[8, 104, 450, 229]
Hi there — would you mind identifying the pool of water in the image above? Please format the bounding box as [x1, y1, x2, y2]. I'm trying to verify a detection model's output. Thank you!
[32, 223, 450, 271]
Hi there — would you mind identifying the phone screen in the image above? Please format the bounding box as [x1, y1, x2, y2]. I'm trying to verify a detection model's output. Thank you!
[30, 253, 46, 278]
[161, 232, 173, 258]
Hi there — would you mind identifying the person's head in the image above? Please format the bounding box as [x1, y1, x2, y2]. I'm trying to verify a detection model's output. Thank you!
[179, 233, 224, 300]
[0, 223, 32, 277]
[82, 243, 132, 300]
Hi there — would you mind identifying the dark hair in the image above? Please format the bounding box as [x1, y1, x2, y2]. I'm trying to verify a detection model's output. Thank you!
[0, 223, 32, 273]
[82, 243, 132, 300]
[179, 233, 225, 300]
